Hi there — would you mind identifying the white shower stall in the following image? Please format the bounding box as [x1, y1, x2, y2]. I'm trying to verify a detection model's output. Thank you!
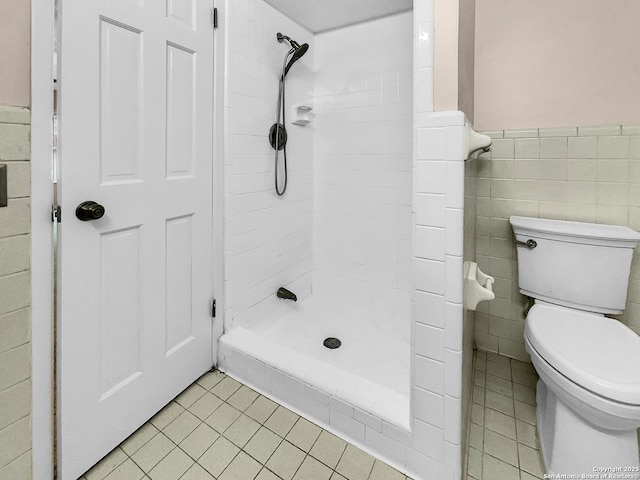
[216, 1, 474, 478]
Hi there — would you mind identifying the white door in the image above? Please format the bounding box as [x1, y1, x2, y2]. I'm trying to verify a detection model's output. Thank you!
[57, 1, 215, 478]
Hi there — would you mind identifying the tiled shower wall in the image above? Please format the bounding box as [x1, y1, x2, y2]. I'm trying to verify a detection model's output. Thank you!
[0, 106, 32, 477]
[313, 13, 413, 318]
[474, 125, 640, 361]
[412, 112, 466, 480]
[223, 0, 315, 329]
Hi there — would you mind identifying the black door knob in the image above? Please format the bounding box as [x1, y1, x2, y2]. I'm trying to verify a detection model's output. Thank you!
[76, 201, 105, 221]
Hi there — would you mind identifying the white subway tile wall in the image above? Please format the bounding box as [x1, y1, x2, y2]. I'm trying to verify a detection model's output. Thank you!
[313, 12, 413, 321]
[474, 125, 640, 361]
[0, 106, 32, 478]
[413, 110, 466, 480]
[223, 0, 315, 329]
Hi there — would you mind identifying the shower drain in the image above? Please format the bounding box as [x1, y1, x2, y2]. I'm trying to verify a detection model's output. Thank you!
[323, 337, 342, 349]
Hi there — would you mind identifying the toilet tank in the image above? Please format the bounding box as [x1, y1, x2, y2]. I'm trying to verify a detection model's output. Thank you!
[510, 216, 640, 314]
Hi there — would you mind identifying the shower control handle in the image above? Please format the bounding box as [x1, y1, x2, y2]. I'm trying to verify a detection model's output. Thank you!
[76, 201, 105, 221]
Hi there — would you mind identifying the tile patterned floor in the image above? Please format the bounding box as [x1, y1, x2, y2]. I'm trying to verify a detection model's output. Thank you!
[81, 370, 413, 480]
[466, 350, 545, 480]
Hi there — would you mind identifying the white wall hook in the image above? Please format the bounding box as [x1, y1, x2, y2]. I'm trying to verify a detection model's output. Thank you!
[463, 261, 495, 310]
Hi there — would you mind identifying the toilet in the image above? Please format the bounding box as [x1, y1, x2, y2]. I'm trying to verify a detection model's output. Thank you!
[510, 215, 640, 476]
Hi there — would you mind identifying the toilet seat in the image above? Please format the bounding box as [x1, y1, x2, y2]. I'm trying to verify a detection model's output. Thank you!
[526, 303, 640, 405]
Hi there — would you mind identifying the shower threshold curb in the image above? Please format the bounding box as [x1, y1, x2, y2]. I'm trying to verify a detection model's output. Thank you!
[218, 326, 411, 432]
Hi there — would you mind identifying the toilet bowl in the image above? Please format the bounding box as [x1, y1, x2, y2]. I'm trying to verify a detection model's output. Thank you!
[510, 216, 640, 476]
[524, 303, 640, 475]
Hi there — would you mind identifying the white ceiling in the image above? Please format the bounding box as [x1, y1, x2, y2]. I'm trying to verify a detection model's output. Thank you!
[263, 0, 413, 34]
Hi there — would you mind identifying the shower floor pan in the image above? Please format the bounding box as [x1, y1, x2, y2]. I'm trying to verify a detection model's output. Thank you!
[218, 293, 411, 432]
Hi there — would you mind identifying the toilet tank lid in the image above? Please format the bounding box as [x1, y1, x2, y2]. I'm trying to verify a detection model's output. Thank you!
[510, 216, 640, 245]
[526, 304, 640, 405]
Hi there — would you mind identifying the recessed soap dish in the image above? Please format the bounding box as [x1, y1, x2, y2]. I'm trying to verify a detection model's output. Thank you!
[292, 105, 313, 126]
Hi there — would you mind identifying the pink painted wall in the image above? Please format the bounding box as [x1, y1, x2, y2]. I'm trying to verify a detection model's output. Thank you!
[434, 0, 475, 122]
[458, 0, 475, 123]
[475, 0, 640, 130]
[434, 0, 458, 113]
[0, 0, 30, 107]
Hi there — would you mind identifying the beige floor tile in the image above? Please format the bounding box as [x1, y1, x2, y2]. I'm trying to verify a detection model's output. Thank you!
[205, 403, 242, 434]
[467, 447, 482, 479]
[513, 383, 536, 406]
[147, 447, 193, 480]
[219, 451, 262, 480]
[189, 392, 224, 421]
[485, 390, 515, 417]
[102, 458, 145, 480]
[245, 396, 279, 424]
[211, 376, 242, 400]
[227, 385, 260, 412]
[486, 360, 511, 380]
[224, 414, 261, 448]
[245, 427, 284, 464]
[516, 420, 537, 449]
[512, 369, 537, 388]
[131, 434, 175, 473]
[179, 423, 220, 461]
[265, 406, 299, 437]
[330, 473, 348, 480]
[470, 403, 484, 426]
[198, 436, 240, 478]
[266, 440, 306, 480]
[309, 430, 347, 469]
[368, 459, 405, 480]
[482, 453, 520, 480]
[150, 402, 185, 430]
[510, 358, 536, 374]
[472, 386, 485, 405]
[335, 444, 375, 480]
[483, 429, 519, 467]
[485, 374, 514, 398]
[256, 468, 281, 480]
[175, 384, 208, 409]
[469, 423, 483, 450]
[292, 455, 333, 480]
[514, 400, 537, 425]
[484, 408, 517, 440]
[121, 423, 159, 456]
[469, 351, 547, 480]
[162, 410, 201, 444]
[197, 370, 226, 390]
[286, 418, 322, 452]
[518, 443, 544, 477]
[180, 462, 216, 480]
[520, 471, 542, 480]
[85, 447, 128, 479]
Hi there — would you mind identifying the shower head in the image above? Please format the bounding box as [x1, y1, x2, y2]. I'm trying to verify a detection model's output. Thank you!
[277, 32, 309, 77]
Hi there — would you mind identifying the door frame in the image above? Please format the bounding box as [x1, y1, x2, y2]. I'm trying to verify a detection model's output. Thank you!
[30, 1, 226, 477]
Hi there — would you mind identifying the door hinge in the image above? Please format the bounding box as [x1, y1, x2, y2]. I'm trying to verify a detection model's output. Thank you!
[52, 205, 61, 223]
[211, 298, 217, 318]
[212, 8, 218, 28]
[211, 8, 218, 28]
